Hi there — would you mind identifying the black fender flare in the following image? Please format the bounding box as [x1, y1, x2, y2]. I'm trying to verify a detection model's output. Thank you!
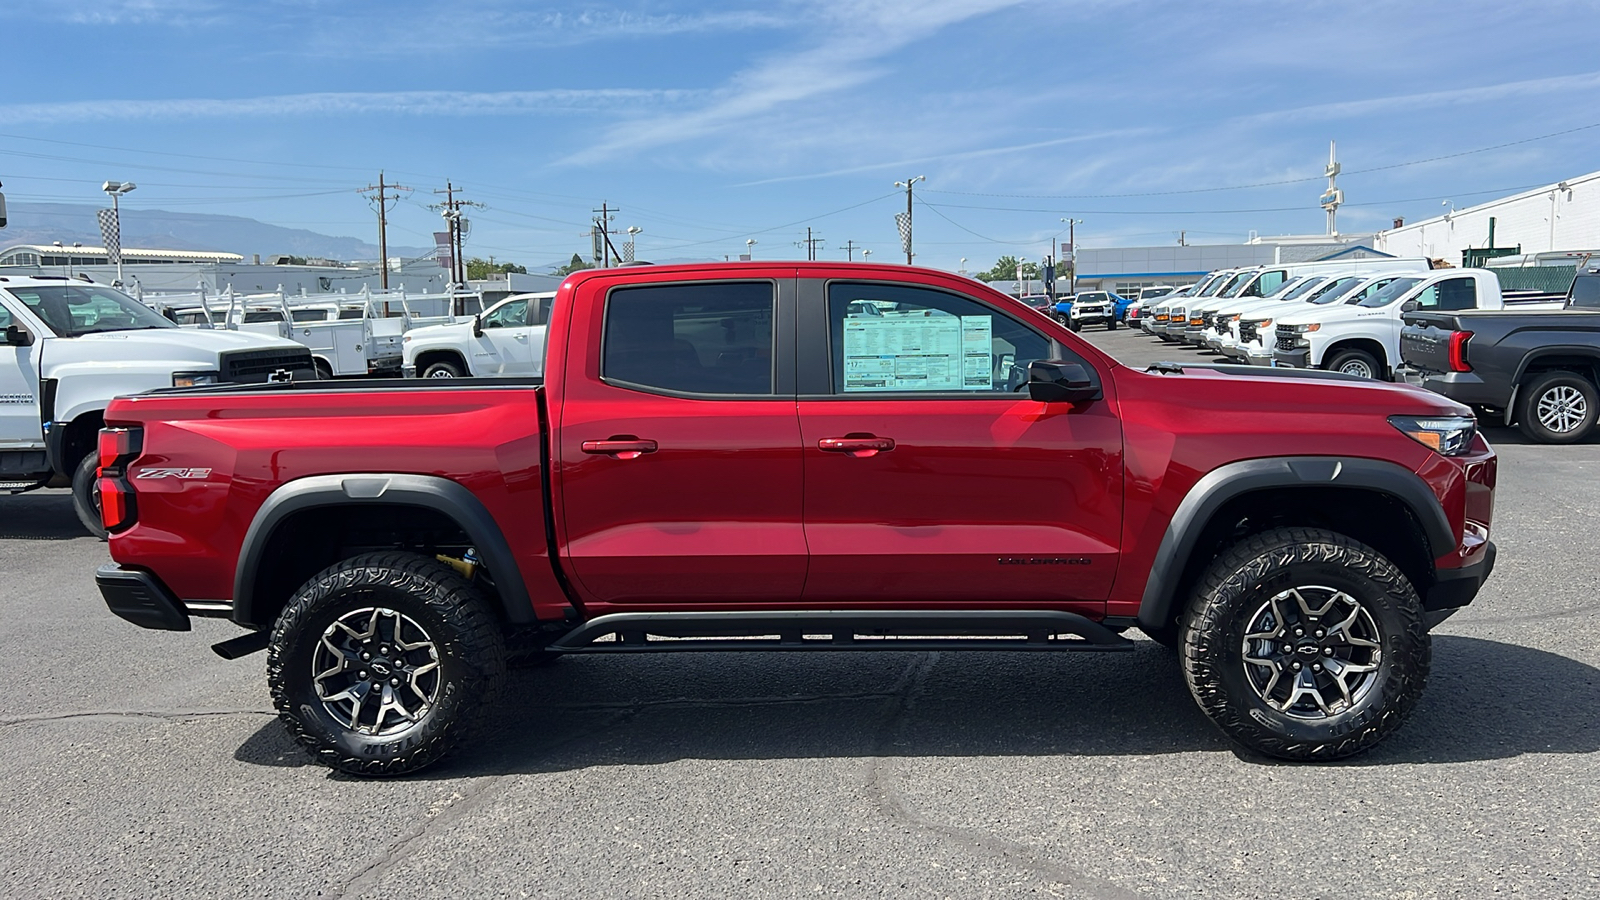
[1136, 457, 1455, 632]
[232, 473, 535, 628]
[1512, 346, 1600, 388]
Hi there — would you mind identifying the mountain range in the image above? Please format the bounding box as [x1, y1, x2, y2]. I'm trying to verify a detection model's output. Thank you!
[0, 202, 431, 262]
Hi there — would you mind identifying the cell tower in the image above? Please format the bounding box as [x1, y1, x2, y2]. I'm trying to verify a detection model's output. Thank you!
[1320, 140, 1343, 236]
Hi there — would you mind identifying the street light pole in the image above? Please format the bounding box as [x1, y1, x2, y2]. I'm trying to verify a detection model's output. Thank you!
[1060, 218, 1082, 294]
[102, 180, 136, 286]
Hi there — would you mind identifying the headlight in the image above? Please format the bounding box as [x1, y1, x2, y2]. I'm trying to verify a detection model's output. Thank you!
[1389, 415, 1477, 456]
[1294, 323, 1321, 333]
[402, 334, 412, 343]
[1229, 314, 1240, 322]
[172, 371, 220, 388]
[1258, 319, 1272, 327]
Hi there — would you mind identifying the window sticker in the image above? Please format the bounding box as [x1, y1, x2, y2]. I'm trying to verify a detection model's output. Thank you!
[841, 313, 993, 392]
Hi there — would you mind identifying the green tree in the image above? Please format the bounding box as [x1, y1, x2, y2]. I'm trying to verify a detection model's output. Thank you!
[552, 253, 594, 276]
[465, 257, 528, 279]
[975, 255, 1036, 282]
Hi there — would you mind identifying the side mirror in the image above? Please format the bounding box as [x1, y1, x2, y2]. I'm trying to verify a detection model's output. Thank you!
[1026, 360, 1100, 403]
[4, 323, 33, 347]
[472, 315, 484, 337]
[1400, 300, 1420, 313]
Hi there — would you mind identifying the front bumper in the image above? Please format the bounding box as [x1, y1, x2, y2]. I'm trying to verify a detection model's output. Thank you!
[1272, 347, 1311, 368]
[1424, 541, 1497, 627]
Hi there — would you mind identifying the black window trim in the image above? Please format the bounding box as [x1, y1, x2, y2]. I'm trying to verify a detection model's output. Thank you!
[798, 277, 1074, 401]
[597, 276, 795, 401]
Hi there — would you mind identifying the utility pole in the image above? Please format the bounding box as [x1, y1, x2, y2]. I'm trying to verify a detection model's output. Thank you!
[361, 171, 412, 294]
[431, 181, 482, 299]
[593, 202, 622, 267]
[842, 239, 858, 261]
[1060, 218, 1082, 294]
[798, 227, 824, 261]
[894, 175, 924, 264]
[1178, 230, 1187, 247]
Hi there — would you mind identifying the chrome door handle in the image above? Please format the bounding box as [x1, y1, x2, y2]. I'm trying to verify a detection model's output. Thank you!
[581, 438, 658, 460]
[818, 436, 895, 458]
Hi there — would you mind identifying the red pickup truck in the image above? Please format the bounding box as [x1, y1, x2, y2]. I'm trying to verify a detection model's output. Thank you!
[95, 262, 1497, 775]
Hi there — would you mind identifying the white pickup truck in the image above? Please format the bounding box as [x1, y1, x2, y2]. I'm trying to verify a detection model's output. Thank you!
[402, 292, 555, 378]
[1269, 268, 1561, 379]
[0, 275, 315, 535]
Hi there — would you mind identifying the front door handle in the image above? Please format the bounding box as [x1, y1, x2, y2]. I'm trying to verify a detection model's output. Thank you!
[581, 438, 658, 460]
[818, 435, 895, 458]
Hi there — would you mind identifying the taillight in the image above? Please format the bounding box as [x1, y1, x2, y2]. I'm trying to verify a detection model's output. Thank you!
[97, 426, 143, 533]
[1448, 331, 1473, 373]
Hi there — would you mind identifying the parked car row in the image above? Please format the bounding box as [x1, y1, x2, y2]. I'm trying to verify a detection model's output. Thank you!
[1129, 259, 1600, 442]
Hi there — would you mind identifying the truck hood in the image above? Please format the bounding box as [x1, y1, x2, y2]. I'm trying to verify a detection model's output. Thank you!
[47, 327, 304, 364]
[1272, 302, 1391, 327]
[1136, 361, 1471, 416]
[404, 320, 474, 342]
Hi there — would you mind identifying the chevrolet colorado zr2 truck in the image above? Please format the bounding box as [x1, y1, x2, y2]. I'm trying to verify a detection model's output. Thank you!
[93, 262, 1498, 776]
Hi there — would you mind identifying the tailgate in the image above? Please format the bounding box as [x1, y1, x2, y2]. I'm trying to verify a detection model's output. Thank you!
[1399, 312, 1460, 374]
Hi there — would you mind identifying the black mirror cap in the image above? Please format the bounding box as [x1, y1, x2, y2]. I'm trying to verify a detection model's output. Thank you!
[4, 323, 33, 347]
[1400, 300, 1420, 314]
[1027, 359, 1100, 403]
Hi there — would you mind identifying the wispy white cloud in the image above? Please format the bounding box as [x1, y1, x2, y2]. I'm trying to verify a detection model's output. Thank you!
[0, 89, 704, 125]
[25, 0, 222, 25]
[1240, 71, 1600, 125]
[564, 0, 1033, 163]
[733, 128, 1159, 186]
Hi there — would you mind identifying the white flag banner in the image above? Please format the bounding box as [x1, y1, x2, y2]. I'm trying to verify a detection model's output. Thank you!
[894, 212, 912, 255]
[97, 208, 121, 265]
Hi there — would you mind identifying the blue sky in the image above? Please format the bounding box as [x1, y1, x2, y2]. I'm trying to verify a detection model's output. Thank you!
[4, 0, 1600, 272]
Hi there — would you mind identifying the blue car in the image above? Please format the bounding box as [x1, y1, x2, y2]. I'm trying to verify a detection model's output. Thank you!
[1109, 292, 1136, 321]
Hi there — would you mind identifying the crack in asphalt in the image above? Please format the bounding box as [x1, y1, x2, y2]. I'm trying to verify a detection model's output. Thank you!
[865, 652, 1150, 900]
[0, 708, 274, 727]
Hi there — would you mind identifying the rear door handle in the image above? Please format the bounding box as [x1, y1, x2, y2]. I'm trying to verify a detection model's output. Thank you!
[581, 438, 658, 460]
[818, 435, 895, 458]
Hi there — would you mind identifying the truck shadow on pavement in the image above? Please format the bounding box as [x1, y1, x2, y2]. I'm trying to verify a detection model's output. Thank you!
[234, 635, 1600, 777]
[0, 491, 93, 541]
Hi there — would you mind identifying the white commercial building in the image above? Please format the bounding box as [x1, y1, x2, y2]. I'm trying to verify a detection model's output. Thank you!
[1373, 171, 1600, 262]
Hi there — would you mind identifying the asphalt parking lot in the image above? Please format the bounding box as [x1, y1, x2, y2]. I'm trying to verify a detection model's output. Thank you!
[2, 332, 1597, 899]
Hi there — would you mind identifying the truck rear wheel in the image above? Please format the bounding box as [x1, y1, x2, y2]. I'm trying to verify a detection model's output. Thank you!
[1180, 527, 1428, 761]
[268, 551, 506, 776]
[1517, 371, 1598, 444]
[71, 454, 108, 540]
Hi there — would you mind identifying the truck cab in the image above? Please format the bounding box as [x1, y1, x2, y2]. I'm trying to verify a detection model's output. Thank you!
[0, 275, 315, 535]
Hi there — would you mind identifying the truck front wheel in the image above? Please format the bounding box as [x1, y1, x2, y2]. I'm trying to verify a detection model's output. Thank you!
[1326, 348, 1382, 380]
[1180, 527, 1428, 761]
[71, 454, 108, 540]
[1517, 371, 1598, 444]
[268, 552, 506, 776]
[422, 360, 464, 378]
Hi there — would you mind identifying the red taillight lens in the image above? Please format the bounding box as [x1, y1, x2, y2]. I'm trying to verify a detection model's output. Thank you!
[96, 427, 143, 532]
[1448, 330, 1473, 373]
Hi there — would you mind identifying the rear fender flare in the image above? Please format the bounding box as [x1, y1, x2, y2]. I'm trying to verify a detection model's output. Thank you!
[1136, 457, 1454, 632]
[232, 473, 534, 628]
[1512, 347, 1600, 389]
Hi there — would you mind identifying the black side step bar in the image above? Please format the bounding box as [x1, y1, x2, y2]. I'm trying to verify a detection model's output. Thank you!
[546, 609, 1133, 654]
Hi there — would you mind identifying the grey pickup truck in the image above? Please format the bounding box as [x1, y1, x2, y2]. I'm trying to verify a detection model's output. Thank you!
[1399, 270, 1600, 443]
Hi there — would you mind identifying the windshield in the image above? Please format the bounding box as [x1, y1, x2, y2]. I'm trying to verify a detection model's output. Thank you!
[1200, 273, 1238, 297]
[1077, 292, 1108, 303]
[1307, 276, 1365, 305]
[1356, 277, 1424, 308]
[5, 284, 175, 336]
[1278, 276, 1326, 300]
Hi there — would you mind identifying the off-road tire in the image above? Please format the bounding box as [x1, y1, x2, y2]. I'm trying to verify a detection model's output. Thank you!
[1107, 319, 1118, 331]
[1325, 348, 1383, 380]
[1180, 527, 1429, 761]
[422, 359, 465, 378]
[71, 453, 108, 540]
[268, 552, 506, 776]
[1068, 319, 1081, 332]
[1517, 371, 1599, 444]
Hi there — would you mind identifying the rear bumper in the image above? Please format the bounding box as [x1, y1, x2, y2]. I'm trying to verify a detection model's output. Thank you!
[97, 564, 232, 631]
[1395, 367, 1507, 407]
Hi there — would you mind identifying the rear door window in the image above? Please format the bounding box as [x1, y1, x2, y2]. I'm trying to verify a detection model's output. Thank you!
[1412, 278, 1478, 312]
[603, 282, 775, 396]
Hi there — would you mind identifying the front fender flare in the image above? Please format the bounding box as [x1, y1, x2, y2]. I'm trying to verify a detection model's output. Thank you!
[232, 473, 535, 628]
[1136, 457, 1454, 632]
